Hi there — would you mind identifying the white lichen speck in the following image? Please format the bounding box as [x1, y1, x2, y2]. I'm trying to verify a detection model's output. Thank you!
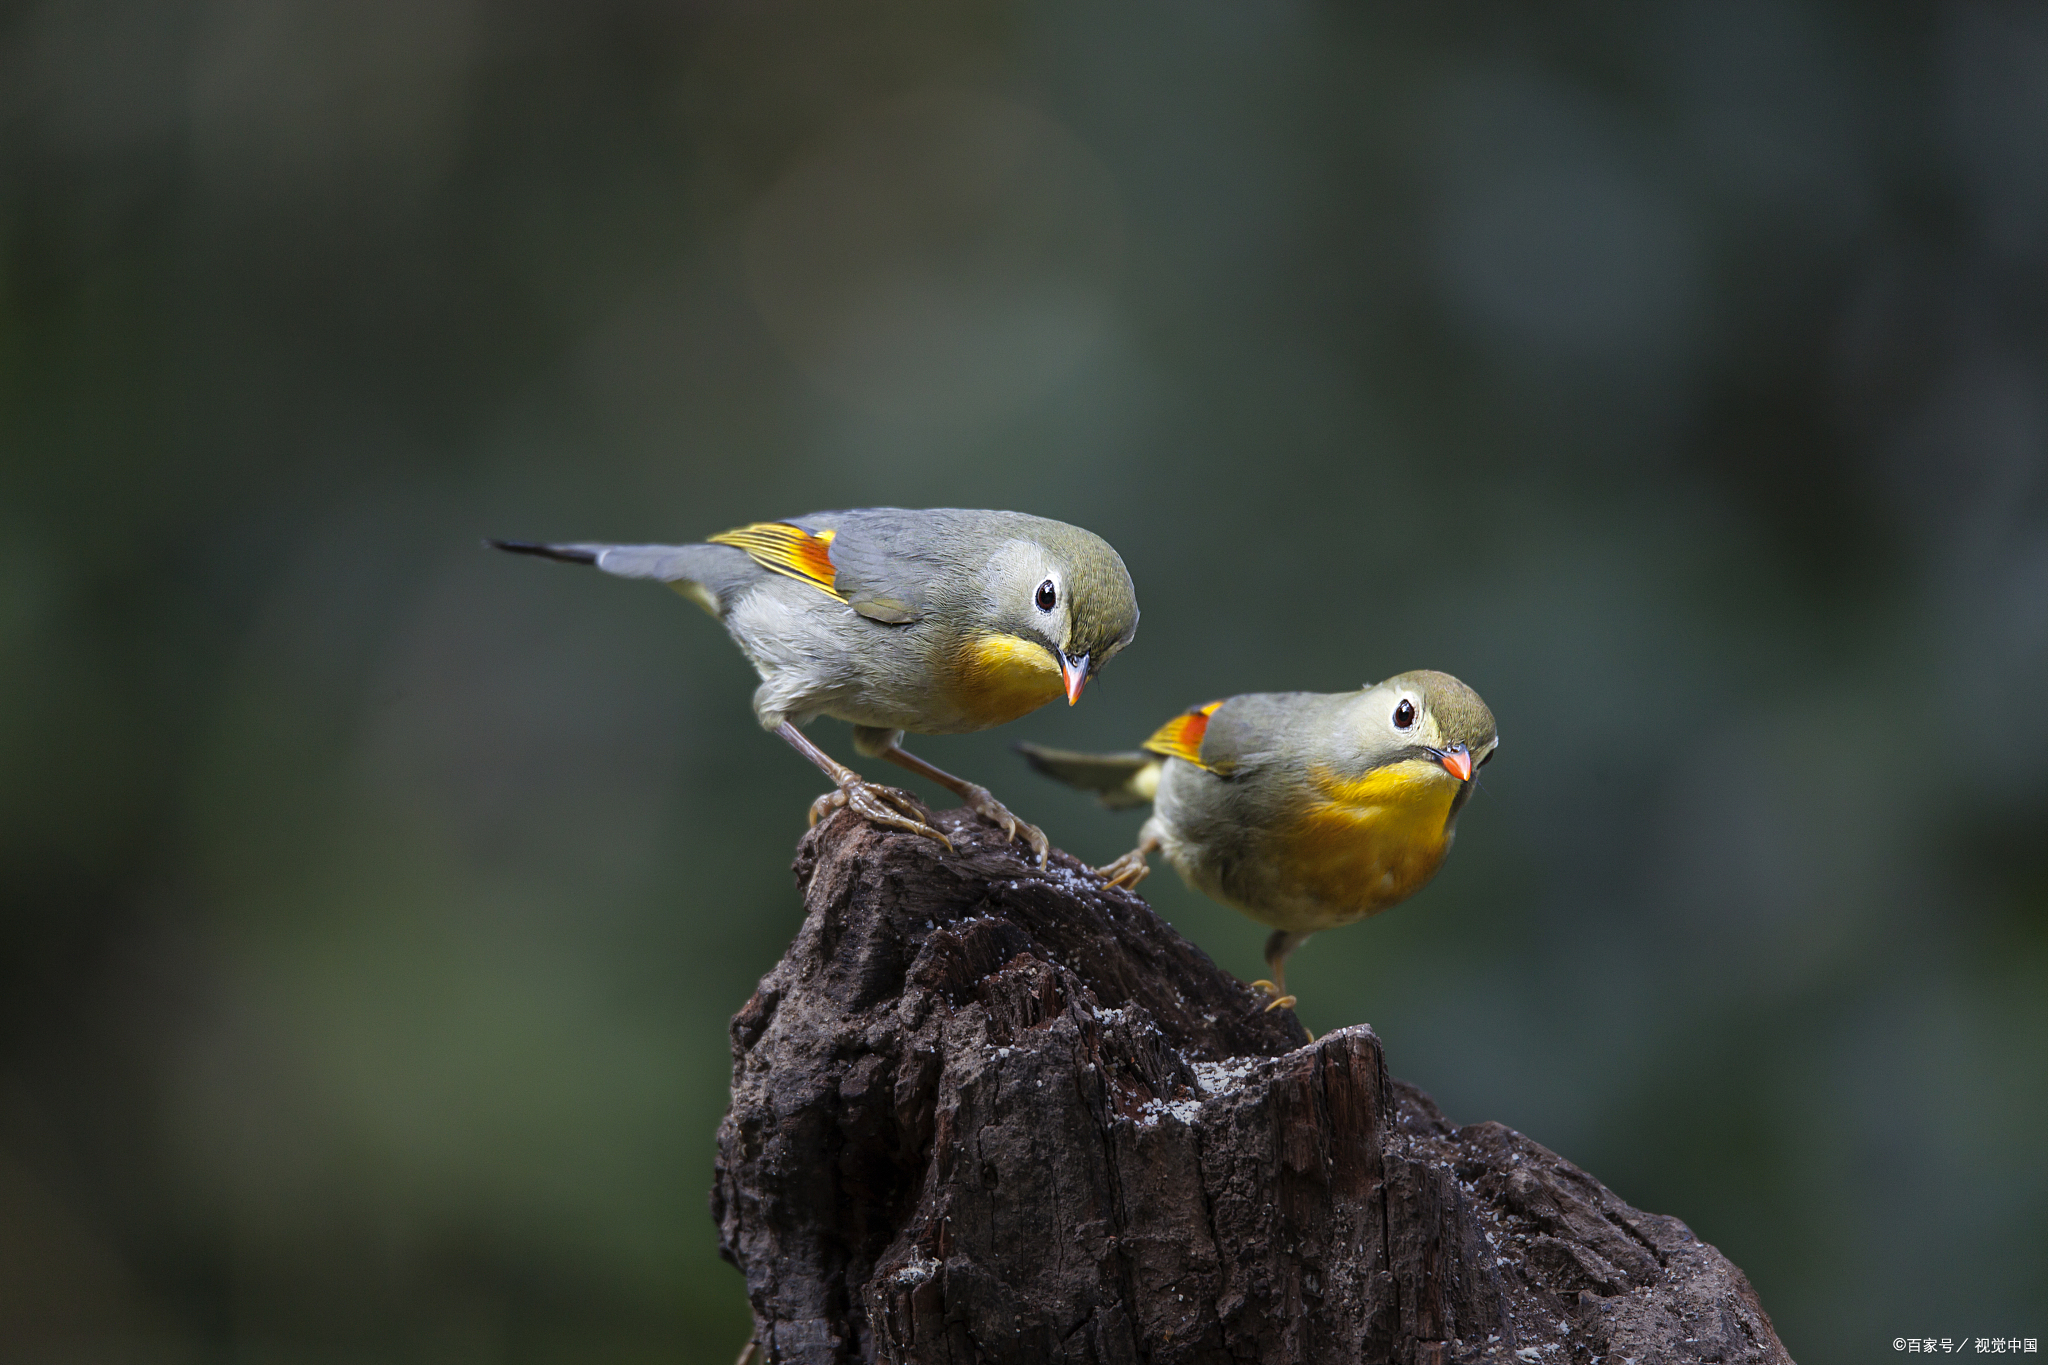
[1191, 1058, 1262, 1096]
[894, 1257, 941, 1286]
[1136, 1095, 1204, 1127]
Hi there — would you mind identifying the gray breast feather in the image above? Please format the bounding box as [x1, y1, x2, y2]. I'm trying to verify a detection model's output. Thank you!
[720, 578, 967, 733]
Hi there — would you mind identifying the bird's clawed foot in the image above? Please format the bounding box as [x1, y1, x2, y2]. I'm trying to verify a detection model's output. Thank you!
[1095, 848, 1152, 889]
[810, 780, 953, 849]
[955, 782, 1050, 866]
[1249, 979, 1298, 1013]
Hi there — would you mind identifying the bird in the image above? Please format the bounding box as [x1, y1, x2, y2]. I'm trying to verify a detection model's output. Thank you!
[1018, 670, 1496, 1011]
[490, 508, 1139, 863]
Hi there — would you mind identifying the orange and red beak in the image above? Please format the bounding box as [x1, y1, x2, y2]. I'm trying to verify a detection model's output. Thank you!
[1061, 652, 1090, 706]
[1436, 744, 1474, 782]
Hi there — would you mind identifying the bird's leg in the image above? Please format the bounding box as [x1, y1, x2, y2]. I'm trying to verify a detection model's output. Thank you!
[1250, 930, 1310, 1014]
[871, 740, 1051, 866]
[774, 722, 951, 849]
[1097, 833, 1162, 889]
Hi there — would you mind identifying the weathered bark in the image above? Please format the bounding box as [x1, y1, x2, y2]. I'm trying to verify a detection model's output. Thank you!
[713, 807, 1791, 1365]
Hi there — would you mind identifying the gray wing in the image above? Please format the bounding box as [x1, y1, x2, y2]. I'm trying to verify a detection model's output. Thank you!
[1197, 692, 1325, 776]
[791, 508, 952, 625]
[792, 507, 1066, 626]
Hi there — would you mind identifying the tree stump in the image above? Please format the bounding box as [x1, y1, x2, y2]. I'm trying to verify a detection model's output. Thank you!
[712, 807, 1791, 1365]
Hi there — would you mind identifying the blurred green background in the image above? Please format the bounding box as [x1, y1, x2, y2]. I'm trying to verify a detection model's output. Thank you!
[4, 0, 2045, 1360]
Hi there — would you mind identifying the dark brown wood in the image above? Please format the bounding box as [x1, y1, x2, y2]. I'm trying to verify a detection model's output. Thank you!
[713, 807, 1791, 1365]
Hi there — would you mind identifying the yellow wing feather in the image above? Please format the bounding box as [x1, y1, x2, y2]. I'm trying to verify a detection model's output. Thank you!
[1141, 701, 1223, 768]
[707, 522, 843, 598]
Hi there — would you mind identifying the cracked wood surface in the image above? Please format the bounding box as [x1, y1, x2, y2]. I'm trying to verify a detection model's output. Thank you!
[712, 807, 1791, 1365]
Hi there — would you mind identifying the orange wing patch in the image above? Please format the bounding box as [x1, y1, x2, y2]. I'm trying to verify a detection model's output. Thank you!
[1142, 701, 1223, 767]
[708, 522, 842, 597]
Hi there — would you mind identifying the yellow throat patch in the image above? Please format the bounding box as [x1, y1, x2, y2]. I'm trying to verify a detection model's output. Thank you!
[952, 633, 1065, 727]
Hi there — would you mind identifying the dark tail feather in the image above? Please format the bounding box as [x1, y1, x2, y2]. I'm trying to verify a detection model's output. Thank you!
[1015, 743, 1161, 810]
[487, 539, 599, 565]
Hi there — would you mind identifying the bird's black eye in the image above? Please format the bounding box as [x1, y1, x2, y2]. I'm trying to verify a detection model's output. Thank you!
[1393, 699, 1416, 729]
[1035, 579, 1058, 612]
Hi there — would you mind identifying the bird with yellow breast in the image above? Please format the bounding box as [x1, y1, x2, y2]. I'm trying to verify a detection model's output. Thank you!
[1020, 670, 1496, 1012]
[494, 508, 1139, 863]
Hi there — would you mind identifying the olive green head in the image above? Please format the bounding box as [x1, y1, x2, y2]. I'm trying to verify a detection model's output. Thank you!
[1404, 669, 1497, 757]
[974, 516, 1139, 704]
[1352, 669, 1499, 778]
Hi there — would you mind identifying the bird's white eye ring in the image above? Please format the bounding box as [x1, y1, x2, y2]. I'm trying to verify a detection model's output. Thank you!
[1035, 579, 1058, 612]
[1393, 698, 1416, 729]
